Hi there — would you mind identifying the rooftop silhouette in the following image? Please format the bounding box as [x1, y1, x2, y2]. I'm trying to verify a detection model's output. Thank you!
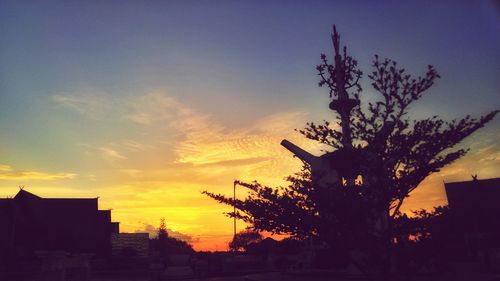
[0, 189, 119, 258]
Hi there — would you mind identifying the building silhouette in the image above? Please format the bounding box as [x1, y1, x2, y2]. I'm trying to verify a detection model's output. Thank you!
[0, 189, 119, 259]
[445, 177, 500, 255]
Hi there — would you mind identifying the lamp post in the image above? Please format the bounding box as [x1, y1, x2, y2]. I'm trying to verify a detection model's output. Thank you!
[233, 180, 237, 240]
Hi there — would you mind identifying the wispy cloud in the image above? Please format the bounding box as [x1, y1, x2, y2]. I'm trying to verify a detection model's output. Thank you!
[120, 140, 151, 152]
[175, 111, 311, 165]
[126, 92, 193, 125]
[127, 113, 153, 125]
[53, 92, 114, 120]
[54, 91, 315, 184]
[53, 91, 192, 126]
[172, 110, 327, 186]
[100, 147, 128, 161]
[0, 165, 77, 181]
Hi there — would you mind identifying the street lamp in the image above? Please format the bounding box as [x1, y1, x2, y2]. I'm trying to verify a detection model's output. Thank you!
[233, 180, 237, 240]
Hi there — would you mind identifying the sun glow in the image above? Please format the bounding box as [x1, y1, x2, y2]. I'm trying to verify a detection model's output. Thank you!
[0, 90, 498, 251]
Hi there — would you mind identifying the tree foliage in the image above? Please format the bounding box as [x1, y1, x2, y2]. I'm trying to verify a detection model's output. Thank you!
[203, 27, 497, 261]
[394, 206, 452, 243]
[158, 217, 168, 240]
[229, 228, 263, 251]
[151, 217, 194, 256]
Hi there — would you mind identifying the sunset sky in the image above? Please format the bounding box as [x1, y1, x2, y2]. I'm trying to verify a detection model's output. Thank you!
[0, 1, 499, 251]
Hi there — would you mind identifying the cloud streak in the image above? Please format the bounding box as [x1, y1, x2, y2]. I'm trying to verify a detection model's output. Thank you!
[0, 165, 77, 181]
[100, 147, 128, 161]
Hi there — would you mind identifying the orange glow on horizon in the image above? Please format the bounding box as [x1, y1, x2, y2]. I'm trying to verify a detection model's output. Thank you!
[0, 92, 498, 252]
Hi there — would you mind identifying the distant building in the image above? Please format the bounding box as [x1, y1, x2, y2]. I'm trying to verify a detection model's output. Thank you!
[111, 233, 150, 258]
[0, 189, 119, 258]
[445, 177, 500, 253]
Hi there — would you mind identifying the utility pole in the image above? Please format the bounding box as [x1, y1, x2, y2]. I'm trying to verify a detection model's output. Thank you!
[233, 180, 237, 240]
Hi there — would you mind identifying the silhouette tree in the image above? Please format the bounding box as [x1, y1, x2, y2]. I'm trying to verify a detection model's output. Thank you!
[151, 218, 194, 256]
[156, 217, 169, 259]
[393, 206, 455, 274]
[203, 26, 497, 276]
[158, 217, 168, 240]
[229, 228, 263, 252]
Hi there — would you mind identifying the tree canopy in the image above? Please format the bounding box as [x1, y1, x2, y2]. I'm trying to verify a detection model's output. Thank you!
[229, 228, 263, 252]
[203, 26, 497, 267]
[151, 217, 194, 256]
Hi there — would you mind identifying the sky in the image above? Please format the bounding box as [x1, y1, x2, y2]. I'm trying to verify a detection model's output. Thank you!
[0, 1, 499, 251]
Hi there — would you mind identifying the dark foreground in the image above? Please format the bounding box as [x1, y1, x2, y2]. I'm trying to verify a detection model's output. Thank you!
[3, 266, 500, 281]
[3, 252, 500, 281]
[90, 271, 500, 281]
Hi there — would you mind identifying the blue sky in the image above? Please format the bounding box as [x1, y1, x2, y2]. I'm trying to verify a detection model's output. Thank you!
[0, 0, 498, 250]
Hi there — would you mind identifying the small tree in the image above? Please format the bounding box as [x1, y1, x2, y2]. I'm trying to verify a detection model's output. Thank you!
[229, 229, 263, 252]
[152, 218, 194, 256]
[158, 217, 168, 240]
[157, 217, 168, 258]
[204, 26, 497, 277]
